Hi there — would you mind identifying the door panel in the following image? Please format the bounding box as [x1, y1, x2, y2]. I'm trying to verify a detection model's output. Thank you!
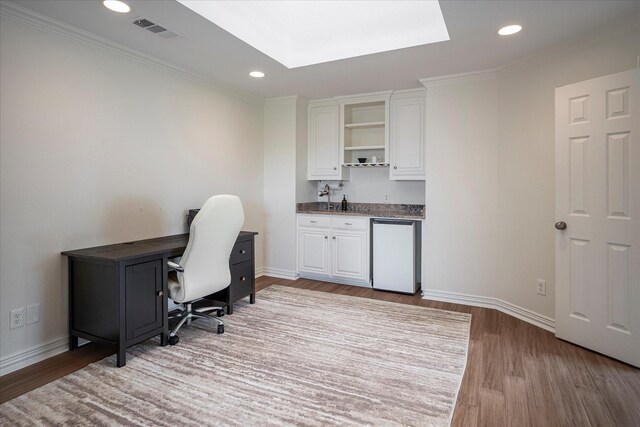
[555, 68, 639, 367]
[125, 260, 162, 341]
[298, 228, 329, 275]
[331, 231, 367, 280]
[308, 104, 340, 179]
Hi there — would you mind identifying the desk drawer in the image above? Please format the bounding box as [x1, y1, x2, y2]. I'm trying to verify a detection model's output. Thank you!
[230, 240, 252, 265]
[230, 260, 253, 299]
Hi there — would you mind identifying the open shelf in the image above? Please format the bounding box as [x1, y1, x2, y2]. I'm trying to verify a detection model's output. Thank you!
[344, 121, 385, 129]
[343, 162, 389, 168]
[344, 145, 385, 151]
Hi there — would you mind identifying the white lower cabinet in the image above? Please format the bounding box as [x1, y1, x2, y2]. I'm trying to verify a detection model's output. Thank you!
[298, 227, 329, 275]
[297, 215, 370, 286]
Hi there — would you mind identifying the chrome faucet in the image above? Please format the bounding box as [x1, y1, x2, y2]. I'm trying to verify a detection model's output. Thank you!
[318, 184, 331, 210]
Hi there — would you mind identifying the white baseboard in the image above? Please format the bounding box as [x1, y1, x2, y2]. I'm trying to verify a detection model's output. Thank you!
[0, 337, 69, 376]
[298, 273, 371, 288]
[258, 267, 298, 280]
[422, 289, 556, 333]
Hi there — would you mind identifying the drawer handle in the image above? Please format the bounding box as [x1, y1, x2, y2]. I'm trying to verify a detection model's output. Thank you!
[345, 222, 352, 225]
[240, 250, 246, 254]
[332, 236, 336, 240]
[240, 276, 247, 282]
[156, 291, 164, 296]
[310, 220, 317, 223]
[324, 235, 328, 239]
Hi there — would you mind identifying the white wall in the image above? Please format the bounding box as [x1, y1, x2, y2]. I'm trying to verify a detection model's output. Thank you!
[422, 78, 499, 297]
[0, 16, 264, 371]
[263, 97, 306, 278]
[496, 24, 640, 319]
[317, 170, 426, 204]
[422, 23, 640, 321]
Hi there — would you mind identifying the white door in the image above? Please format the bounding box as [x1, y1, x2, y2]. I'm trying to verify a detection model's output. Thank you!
[555, 68, 639, 367]
[298, 227, 330, 276]
[308, 103, 340, 180]
[390, 90, 426, 180]
[331, 231, 367, 281]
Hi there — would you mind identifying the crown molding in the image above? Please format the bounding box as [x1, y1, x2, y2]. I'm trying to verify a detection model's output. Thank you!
[419, 69, 497, 88]
[0, 1, 264, 105]
[264, 95, 300, 106]
[418, 14, 640, 89]
[497, 13, 640, 75]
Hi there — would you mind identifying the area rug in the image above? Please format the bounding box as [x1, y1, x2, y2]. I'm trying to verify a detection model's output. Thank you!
[0, 285, 471, 426]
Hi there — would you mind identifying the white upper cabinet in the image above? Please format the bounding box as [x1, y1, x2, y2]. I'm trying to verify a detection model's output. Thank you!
[308, 100, 342, 180]
[338, 91, 391, 169]
[389, 89, 426, 180]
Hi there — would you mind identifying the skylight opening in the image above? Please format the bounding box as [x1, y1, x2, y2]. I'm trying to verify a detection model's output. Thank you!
[177, 0, 450, 69]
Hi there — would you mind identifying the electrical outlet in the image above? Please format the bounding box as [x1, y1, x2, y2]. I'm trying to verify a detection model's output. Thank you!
[10, 308, 25, 329]
[384, 194, 389, 202]
[26, 304, 40, 324]
[537, 279, 546, 296]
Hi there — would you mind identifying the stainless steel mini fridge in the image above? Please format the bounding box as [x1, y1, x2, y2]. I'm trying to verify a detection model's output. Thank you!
[371, 219, 421, 294]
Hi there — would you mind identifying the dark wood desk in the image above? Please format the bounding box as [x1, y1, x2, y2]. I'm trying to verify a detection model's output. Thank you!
[62, 231, 257, 367]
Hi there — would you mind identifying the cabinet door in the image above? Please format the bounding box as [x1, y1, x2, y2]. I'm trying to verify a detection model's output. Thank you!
[308, 103, 341, 180]
[125, 260, 163, 341]
[298, 227, 330, 275]
[390, 94, 426, 180]
[331, 230, 368, 281]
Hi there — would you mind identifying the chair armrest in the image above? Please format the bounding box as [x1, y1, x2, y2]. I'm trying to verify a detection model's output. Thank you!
[167, 260, 184, 272]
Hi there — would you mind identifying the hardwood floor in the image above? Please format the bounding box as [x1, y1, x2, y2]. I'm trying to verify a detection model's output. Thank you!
[2, 276, 639, 426]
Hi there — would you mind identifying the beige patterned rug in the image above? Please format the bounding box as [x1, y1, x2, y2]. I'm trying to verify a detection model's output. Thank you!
[1, 285, 471, 426]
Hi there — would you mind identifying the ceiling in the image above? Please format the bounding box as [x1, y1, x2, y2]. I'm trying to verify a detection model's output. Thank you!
[8, 0, 640, 100]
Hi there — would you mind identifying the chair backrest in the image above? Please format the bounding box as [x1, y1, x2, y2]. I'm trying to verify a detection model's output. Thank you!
[176, 195, 244, 303]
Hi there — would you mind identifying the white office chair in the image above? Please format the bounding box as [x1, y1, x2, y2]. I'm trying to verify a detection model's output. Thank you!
[166, 194, 244, 345]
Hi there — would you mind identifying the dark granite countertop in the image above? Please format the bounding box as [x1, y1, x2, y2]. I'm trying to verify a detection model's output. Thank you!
[296, 202, 425, 219]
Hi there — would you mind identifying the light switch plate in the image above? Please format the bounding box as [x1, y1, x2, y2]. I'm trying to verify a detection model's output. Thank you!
[26, 304, 40, 324]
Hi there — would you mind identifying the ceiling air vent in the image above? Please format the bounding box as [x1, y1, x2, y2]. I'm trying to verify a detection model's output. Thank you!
[132, 17, 181, 40]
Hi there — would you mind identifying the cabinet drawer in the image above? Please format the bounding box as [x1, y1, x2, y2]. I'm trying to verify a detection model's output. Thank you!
[298, 215, 330, 228]
[230, 240, 252, 265]
[330, 217, 368, 231]
[230, 260, 253, 299]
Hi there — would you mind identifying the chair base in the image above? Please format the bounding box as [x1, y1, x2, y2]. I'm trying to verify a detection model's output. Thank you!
[168, 302, 225, 345]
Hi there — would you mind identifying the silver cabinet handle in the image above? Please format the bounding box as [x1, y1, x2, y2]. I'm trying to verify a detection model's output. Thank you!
[310, 220, 317, 223]
[240, 250, 246, 254]
[332, 236, 336, 240]
[394, 166, 398, 169]
[241, 276, 247, 281]
[333, 167, 337, 170]
[345, 222, 352, 225]
[324, 235, 328, 239]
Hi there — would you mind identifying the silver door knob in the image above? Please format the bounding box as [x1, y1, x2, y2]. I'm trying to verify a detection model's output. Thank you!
[555, 221, 567, 230]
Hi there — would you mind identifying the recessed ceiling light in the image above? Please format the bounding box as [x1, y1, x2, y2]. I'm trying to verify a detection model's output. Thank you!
[177, 1, 450, 69]
[103, 0, 131, 14]
[249, 71, 265, 78]
[498, 25, 522, 36]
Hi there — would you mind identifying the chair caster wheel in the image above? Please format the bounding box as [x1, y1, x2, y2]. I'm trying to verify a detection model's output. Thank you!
[216, 309, 225, 317]
[217, 325, 224, 334]
[168, 335, 179, 345]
